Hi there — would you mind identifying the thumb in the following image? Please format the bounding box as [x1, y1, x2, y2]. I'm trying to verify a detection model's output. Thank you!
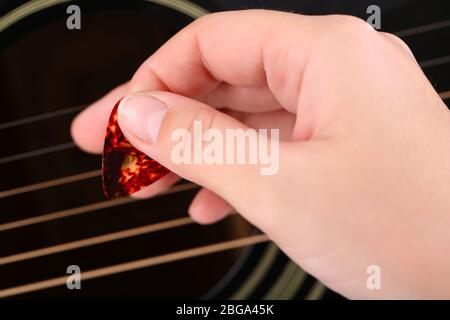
[117, 91, 279, 210]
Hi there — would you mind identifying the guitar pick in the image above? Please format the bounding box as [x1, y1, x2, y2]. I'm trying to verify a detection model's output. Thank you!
[102, 98, 169, 198]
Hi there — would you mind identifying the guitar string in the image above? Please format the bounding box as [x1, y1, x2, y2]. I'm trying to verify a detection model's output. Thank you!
[419, 55, 450, 69]
[440, 89, 450, 100]
[0, 234, 270, 299]
[0, 105, 84, 130]
[0, 89, 448, 198]
[395, 18, 450, 38]
[0, 169, 101, 199]
[0, 142, 75, 165]
[0, 211, 236, 266]
[0, 182, 198, 232]
[0, 212, 233, 266]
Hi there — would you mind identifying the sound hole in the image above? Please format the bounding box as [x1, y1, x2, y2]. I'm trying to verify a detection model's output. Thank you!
[0, 2, 254, 298]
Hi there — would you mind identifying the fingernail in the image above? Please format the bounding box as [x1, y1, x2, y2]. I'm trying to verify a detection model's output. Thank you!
[118, 93, 168, 143]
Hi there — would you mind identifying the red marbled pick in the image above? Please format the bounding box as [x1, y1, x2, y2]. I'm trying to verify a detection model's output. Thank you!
[102, 98, 169, 198]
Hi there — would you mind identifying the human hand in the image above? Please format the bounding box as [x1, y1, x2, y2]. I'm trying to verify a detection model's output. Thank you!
[71, 10, 450, 299]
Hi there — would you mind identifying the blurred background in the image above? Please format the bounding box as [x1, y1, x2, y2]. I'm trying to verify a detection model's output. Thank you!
[0, 0, 449, 299]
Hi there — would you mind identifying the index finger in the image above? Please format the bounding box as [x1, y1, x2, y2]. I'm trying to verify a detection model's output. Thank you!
[128, 9, 316, 113]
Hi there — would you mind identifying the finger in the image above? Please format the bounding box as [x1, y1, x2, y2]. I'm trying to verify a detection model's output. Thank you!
[71, 82, 128, 153]
[224, 109, 296, 141]
[201, 83, 283, 112]
[128, 10, 317, 113]
[188, 188, 233, 224]
[131, 172, 180, 199]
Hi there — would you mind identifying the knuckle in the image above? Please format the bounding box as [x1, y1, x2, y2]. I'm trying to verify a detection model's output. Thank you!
[190, 11, 226, 30]
[318, 14, 382, 56]
[333, 14, 372, 32]
[328, 14, 377, 41]
[190, 12, 211, 28]
[381, 32, 415, 56]
[382, 32, 403, 44]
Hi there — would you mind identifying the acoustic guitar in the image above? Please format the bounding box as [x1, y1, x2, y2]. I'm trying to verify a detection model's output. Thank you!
[0, 0, 448, 299]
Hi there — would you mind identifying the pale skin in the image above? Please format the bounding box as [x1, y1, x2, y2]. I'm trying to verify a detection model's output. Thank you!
[71, 10, 450, 299]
